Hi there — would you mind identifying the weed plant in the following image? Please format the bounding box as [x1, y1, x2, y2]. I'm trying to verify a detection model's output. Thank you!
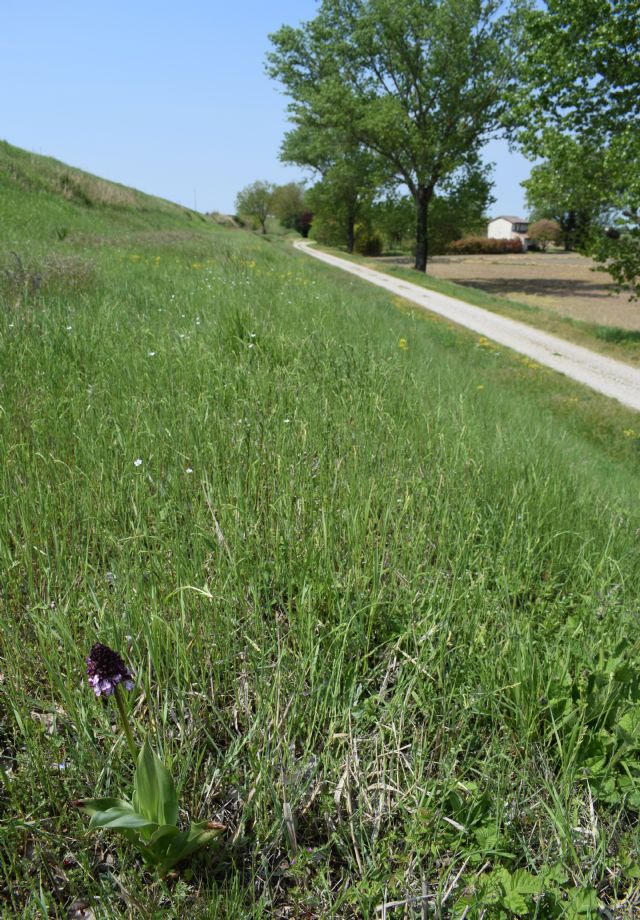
[1, 142, 640, 917]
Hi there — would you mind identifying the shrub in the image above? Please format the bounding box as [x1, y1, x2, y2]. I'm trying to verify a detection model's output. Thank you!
[354, 226, 384, 256]
[528, 219, 562, 251]
[446, 236, 524, 254]
[295, 210, 313, 238]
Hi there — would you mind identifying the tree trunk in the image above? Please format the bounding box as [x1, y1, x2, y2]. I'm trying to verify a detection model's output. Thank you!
[347, 214, 355, 254]
[414, 185, 432, 272]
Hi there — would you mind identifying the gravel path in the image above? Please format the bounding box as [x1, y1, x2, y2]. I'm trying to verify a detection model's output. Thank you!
[295, 240, 640, 414]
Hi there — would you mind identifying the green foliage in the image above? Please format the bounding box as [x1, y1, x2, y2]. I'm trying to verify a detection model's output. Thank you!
[305, 158, 378, 252]
[427, 162, 495, 254]
[234, 179, 274, 234]
[510, 0, 639, 142]
[2, 140, 640, 915]
[512, 0, 640, 294]
[540, 638, 640, 809]
[1, 250, 97, 306]
[372, 194, 415, 250]
[133, 738, 179, 827]
[267, 0, 518, 270]
[457, 866, 600, 918]
[281, 124, 382, 251]
[80, 740, 223, 871]
[353, 224, 383, 256]
[369, 162, 494, 256]
[270, 182, 312, 236]
[447, 236, 523, 254]
[523, 135, 610, 251]
[528, 219, 562, 251]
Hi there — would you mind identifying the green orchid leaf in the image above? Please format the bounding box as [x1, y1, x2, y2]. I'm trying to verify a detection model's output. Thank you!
[146, 823, 183, 848]
[157, 820, 225, 870]
[78, 797, 132, 817]
[133, 737, 178, 826]
[88, 805, 158, 831]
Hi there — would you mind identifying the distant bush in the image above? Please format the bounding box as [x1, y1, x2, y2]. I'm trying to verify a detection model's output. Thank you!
[208, 212, 240, 229]
[295, 210, 313, 238]
[446, 236, 524, 254]
[528, 219, 562, 251]
[354, 227, 384, 256]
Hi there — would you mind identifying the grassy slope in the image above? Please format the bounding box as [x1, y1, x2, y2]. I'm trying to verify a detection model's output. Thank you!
[1, 141, 640, 917]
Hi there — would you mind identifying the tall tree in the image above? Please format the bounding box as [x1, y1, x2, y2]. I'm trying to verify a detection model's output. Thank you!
[371, 161, 494, 253]
[426, 160, 495, 254]
[373, 194, 415, 250]
[280, 123, 381, 252]
[511, 0, 640, 295]
[235, 180, 274, 235]
[267, 0, 520, 272]
[271, 182, 313, 236]
[522, 135, 610, 251]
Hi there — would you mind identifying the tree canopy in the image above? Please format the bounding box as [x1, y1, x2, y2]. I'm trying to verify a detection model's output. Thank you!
[271, 182, 313, 237]
[235, 180, 274, 234]
[280, 123, 382, 252]
[522, 135, 610, 251]
[267, 0, 519, 271]
[511, 0, 640, 295]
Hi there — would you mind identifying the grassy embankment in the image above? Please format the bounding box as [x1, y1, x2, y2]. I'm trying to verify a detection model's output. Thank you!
[327, 248, 640, 367]
[1, 140, 640, 917]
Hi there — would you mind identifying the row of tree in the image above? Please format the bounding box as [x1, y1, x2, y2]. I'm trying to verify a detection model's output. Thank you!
[235, 181, 312, 236]
[257, 0, 638, 295]
[235, 171, 494, 256]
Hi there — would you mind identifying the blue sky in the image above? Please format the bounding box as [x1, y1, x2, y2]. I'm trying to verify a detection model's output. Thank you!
[1, 1, 531, 218]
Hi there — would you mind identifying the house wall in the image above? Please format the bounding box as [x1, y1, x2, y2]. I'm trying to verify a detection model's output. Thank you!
[487, 218, 529, 251]
[488, 218, 517, 239]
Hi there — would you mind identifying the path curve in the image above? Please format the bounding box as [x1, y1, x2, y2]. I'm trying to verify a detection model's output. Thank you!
[294, 240, 640, 414]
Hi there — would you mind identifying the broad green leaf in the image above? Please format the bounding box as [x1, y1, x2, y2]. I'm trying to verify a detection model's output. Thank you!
[542, 863, 569, 885]
[133, 737, 178, 826]
[79, 797, 132, 817]
[158, 820, 225, 870]
[509, 869, 542, 896]
[146, 824, 183, 848]
[88, 805, 158, 831]
[618, 705, 640, 737]
[502, 889, 529, 915]
[565, 886, 600, 918]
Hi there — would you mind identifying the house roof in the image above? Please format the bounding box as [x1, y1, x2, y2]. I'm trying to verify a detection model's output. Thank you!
[490, 215, 528, 224]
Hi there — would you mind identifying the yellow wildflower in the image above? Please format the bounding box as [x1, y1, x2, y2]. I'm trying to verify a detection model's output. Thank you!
[399, 338, 409, 350]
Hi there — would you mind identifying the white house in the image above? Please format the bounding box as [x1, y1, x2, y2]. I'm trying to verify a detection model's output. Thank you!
[487, 215, 530, 250]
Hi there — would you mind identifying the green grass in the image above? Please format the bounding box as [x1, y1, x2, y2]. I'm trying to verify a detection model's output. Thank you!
[1, 141, 640, 917]
[329, 248, 640, 367]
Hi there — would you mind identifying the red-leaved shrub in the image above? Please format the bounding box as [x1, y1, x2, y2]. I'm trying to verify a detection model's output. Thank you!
[446, 236, 524, 254]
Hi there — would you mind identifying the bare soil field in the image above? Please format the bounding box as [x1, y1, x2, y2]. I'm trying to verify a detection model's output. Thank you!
[383, 251, 640, 331]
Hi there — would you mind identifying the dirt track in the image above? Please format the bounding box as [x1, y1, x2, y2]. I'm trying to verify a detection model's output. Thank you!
[295, 241, 640, 414]
[380, 252, 640, 331]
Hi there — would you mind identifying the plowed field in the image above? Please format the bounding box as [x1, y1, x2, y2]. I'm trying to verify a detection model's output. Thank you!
[393, 252, 640, 331]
